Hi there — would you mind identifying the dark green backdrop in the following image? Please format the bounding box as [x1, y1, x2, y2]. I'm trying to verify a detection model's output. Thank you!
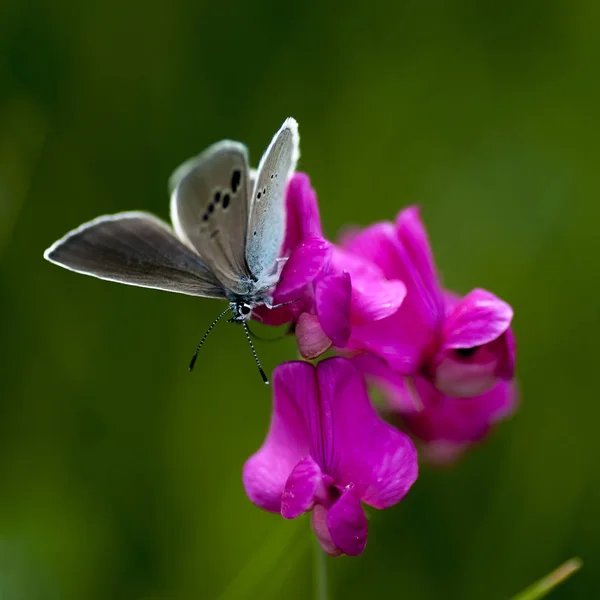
[1, 0, 598, 598]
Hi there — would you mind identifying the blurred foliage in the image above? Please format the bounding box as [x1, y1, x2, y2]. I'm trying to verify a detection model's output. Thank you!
[1, 0, 599, 598]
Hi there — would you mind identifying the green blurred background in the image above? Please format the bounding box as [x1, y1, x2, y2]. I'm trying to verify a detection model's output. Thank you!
[1, 0, 599, 598]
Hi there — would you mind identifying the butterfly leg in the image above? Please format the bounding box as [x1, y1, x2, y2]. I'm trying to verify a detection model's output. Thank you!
[264, 297, 300, 310]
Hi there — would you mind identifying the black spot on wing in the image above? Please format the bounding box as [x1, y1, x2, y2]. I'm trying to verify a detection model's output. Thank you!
[231, 170, 241, 193]
[222, 193, 230, 209]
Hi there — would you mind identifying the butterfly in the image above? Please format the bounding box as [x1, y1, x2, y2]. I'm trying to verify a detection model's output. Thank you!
[43, 118, 300, 384]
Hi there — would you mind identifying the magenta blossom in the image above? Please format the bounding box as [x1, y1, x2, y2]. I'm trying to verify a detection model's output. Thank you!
[343, 206, 515, 398]
[253, 174, 406, 359]
[243, 357, 418, 556]
[353, 354, 517, 464]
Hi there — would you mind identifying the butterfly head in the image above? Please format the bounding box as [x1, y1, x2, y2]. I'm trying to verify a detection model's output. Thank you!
[229, 301, 254, 323]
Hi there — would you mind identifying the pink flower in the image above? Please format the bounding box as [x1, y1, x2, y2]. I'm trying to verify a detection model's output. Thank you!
[253, 174, 406, 359]
[343, 206, 515, 398]
[341, 206, 517, 462]
[353, 354, 517, 464]
[243, 357, 418, 556]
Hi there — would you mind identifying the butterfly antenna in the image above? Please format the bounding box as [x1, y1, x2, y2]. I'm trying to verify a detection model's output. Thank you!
[188, 307, 231, 371]
[243, 322, 269, 385]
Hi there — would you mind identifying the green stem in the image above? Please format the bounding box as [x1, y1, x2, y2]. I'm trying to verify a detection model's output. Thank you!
[314, 537, 328, 600]
[511, 558, 582, 600]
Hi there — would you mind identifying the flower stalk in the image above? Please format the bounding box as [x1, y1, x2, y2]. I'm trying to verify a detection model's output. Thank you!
[314, 535, 329, 600]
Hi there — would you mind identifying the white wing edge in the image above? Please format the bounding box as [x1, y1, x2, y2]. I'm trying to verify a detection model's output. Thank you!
[42, 210, 217, 297]
[168, 140, 249, 247]
[252, 117, 300, 196]
[170, 186, 193, 249]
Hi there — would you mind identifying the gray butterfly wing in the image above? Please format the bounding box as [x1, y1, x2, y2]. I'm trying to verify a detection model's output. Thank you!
[44, 211, 226, 298]
[246, 118, 299, 285]
[169, 142, 254, 296]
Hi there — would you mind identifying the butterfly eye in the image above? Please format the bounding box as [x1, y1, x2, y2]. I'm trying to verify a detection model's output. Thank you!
[240, 304, 251, 316]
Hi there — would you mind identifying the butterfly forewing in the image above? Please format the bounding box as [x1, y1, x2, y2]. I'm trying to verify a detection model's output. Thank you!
[44, 212, 226, 298]
[246, 118, 299, 285]
[170, 141, 254, 295]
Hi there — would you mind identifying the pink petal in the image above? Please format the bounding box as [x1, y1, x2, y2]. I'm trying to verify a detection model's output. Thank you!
[489, 381, 519, 425]
[242, 362, 316, 513]
[316, 358, 418, 508]
[243, 360, 336, 497]
[282, 173, 324, 254]
[331, 247, 406, 325]
[274, 236, 331, 303]
[498, 327, 517, 380]
[352, 354, 424, 414]
[337, 225, 362, 248]
[419, 441, 470, 466]
[442, 288, 513, 349]
[342, 222, 405, 281]
[296, 312, 332, 359]
[347, 312, 427, 375]
[350, 277, 406, 325]
[252, 302, 299, 327]
[281, 456, 323, 519]
[314, 272, 352, 347]
[433, 335, 512, 397]
[326, 485, 368, 556]
[395, 206, 444, 322]
[403, 377, 517, 445]
[311, 505, 343, 557]
[341, 212, 443, 368]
